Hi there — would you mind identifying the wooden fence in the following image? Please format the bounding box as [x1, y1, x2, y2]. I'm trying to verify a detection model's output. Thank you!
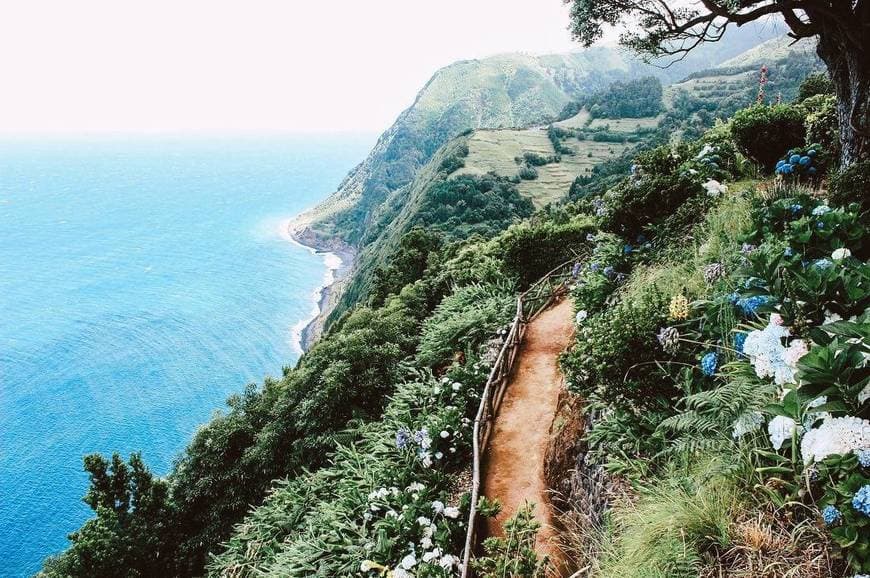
[459, 258, 581, 578]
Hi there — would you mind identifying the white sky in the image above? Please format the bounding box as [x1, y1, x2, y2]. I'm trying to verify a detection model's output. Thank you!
[0, 0, 587, 134]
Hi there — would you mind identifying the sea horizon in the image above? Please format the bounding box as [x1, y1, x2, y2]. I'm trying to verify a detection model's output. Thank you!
[0, 133, 374, 576]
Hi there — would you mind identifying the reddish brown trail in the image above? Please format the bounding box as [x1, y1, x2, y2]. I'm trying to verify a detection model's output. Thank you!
[482, 297, 574, 576]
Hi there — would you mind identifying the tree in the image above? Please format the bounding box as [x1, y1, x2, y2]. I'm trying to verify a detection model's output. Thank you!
[564, 0, 869, 167]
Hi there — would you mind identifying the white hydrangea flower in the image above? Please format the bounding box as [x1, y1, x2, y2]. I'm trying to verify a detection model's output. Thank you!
[440, 430, 450, 438]
[768, 415, 801, 450]
[695, 144, 714, 160]
[732, 411, 764, 439]
[416, 516, 431, 526]
[831, 248, 851, 260]
[392, 569, 414, 578]
[782, 339, 808, 367]
[801, 416, 870, 463]
[406, 482, 425, 493]
[439, 554, 460, 569]
[400, 553, 417, 569]
[743, 316, 792, 382]
[824, 310, 843, 324]
[431, 500, 444, 514]
[443, 506, 461, 519]
[702, 179, 727, 197]
[575, 310, 588, 324]
[422, 548, 442, 563]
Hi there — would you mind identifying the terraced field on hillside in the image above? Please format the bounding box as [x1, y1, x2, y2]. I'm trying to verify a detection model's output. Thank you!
[456, 115, 654, 207]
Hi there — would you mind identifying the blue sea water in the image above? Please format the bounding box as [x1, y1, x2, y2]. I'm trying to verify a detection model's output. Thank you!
[0, 134, 373, 577]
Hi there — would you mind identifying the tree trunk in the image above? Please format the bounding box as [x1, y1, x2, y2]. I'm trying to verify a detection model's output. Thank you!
[815, 25, 870, 168]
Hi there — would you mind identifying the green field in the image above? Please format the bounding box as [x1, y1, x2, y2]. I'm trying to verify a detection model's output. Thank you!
[456, 127, 634, 207]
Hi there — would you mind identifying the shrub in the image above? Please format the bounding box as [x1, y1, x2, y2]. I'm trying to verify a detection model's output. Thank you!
[472, 504, 550, 577]
[498, 217, 595, 288]
[829, 160, 870, 214]
[561, 288, 672, 405]
[416, 281, 515, 367]
[797, 72, 834, 101]
[439, 154, 465, 174]
[730, 104, 805, 171]
[518, 165, 538, 180]
[803, 94, 840, 161]
[598, 172, 701, 239]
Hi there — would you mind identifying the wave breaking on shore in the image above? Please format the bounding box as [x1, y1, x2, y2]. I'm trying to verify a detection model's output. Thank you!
[280, 218, 354, 354]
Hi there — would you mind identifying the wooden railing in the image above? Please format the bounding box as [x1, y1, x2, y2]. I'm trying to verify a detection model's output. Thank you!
[459, 257, 582, 578]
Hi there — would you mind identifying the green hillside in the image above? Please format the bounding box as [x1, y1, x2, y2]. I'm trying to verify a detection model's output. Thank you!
[293, 25, 782, 252]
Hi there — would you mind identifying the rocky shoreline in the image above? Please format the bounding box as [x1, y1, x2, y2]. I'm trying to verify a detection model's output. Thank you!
[287, 220, 356, 352]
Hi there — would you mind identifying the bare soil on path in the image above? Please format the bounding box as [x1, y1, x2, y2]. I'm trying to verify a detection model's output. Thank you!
[482, 297, 575, 576]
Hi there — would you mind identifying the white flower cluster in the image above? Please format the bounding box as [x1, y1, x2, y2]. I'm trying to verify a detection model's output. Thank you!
[702, 179, 728, 197]
[743, 315, 807, 386]
[801, 416, 870, 464]
[361, 494, 462, 576]
[768, 415, 801, 450]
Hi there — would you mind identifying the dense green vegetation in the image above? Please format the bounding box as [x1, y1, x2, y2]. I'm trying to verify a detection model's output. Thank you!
[561, 77, 663, 120]
[41, 23, 866, 577]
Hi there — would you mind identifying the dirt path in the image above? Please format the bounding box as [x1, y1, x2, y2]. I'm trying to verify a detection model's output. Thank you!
[482, 297, 575, 575]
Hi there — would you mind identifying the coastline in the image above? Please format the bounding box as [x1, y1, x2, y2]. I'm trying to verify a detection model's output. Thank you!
[282, 217, 356, 353]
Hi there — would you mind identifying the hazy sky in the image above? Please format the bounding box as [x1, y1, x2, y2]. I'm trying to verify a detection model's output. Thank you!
[0, 1, 588, 134]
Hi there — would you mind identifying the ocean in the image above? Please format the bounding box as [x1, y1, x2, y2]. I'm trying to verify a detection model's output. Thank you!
[0, 134, 373, 576]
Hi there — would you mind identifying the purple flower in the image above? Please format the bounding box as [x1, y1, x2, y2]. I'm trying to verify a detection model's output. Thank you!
[396, 427, 411, 449]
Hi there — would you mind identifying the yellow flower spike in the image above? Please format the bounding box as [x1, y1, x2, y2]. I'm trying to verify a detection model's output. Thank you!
[668, 295, 689, 320]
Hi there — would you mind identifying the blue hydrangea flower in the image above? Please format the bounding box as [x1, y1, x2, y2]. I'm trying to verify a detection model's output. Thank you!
[603, 266, 615, 278]
[700, 352, 718, 376]
[857, 449, 870, 468]
[808, 167, 817, 175]
[817, 222, 825, 229]
[776, 159, 785, 169]
[586, 233, 596, 242]
[812, 205, 832, 216]
[799, 156, 811, 166]
[623, 244, 633, 255]
[822, 505, 842, 525]
[737, 295, 771, 317]
[789, 204, 802, 214]
[728, 291, 741, 305]
[733, 332, 747, 356]
[395, 427, 411, 449]
[741, 243, 756, 255]
[807, 149, 817, 157]
[789, 154, 801, 164]
[852, 484, 870, 516]
[590, 262, 601, 272]
[784, 247, 794, 257]
[413, 428, 429, 445]
[814, 258, 833, 270]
